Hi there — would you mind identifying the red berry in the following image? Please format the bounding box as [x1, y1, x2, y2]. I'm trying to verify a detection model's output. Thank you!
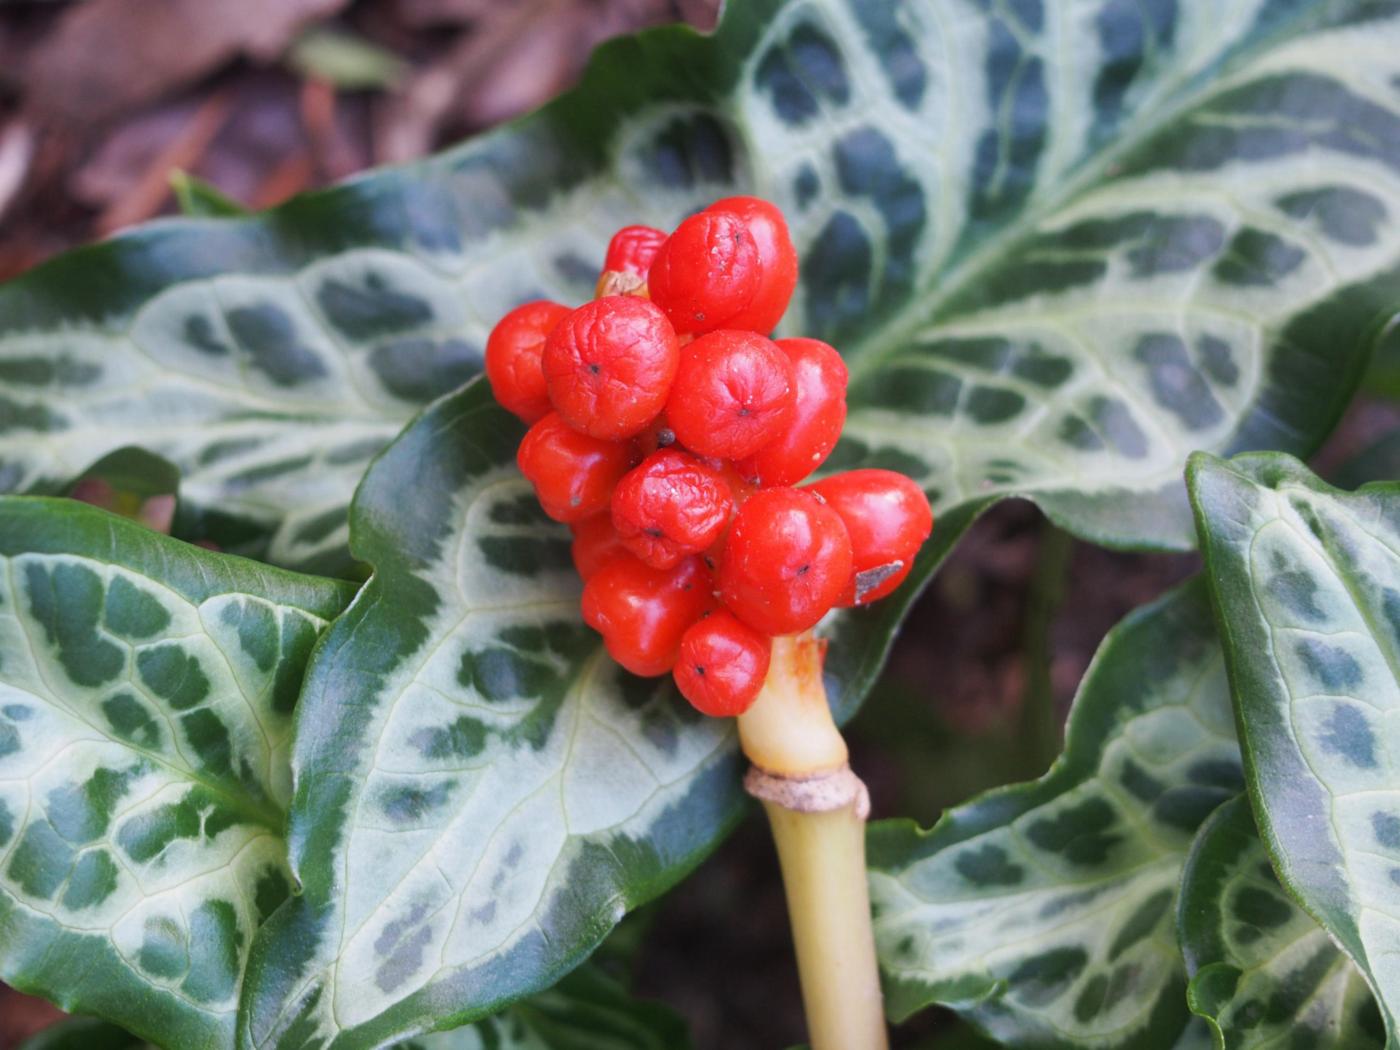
[485, 300, 572, 423]
[517, 412, 636, 523]
[705, 197, 798, 334]
[674, 610, 771, 717]
[612, 450, 733, 569]
[582, 554, 715, 676]
[665, 330, 795, 460]
[648, 211, 763, 336]
[604, 224, 667, 278]
[804, 470, 933, 605]
[570, 514, 628, 580]
[717, 488, 852, 636]
[734, 338, 847, 486]
[543, 296, 680, 440]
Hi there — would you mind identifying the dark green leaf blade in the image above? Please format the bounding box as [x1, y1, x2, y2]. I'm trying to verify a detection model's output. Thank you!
[237, 380, 737, 1049]
[868, 581, 1242, 1048]
[1178, 795, 1387, 1050]
[1189, 451, 1400, 1044]
[0, 498, 354, 1049]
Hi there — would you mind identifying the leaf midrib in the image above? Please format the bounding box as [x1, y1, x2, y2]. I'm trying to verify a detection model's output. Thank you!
[843, 0, 1338, 386]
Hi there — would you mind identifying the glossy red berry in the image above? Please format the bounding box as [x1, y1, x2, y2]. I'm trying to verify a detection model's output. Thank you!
[604, 224, 667, 278]
[665, 330, 795, 460]
[582, 554, 715, 676]
[543, 296, 680, 440]
[648, 210, 763, 336]
[612, 450, 733, 569]
[705, 197, 798, 334]
[673, 610, 771, 717]
[570, 514, 629, 580]
[717, 488, 852, 636]
[805, 469, 933, 605]
[517, 412, 636, 523]
[485, 300, 572, 423]
[735, 337, 847, 486]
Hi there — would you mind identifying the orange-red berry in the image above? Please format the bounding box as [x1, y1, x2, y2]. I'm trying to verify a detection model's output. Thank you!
[604, 224, 667, 278]
[704, 197, 798, 334]
[612, 450, 733, 569]
[665, 330, 795, 460]
[648, 211, 764, 336]
[716, 488, 852, 636]
[582, 554, 715, 676]
[517, 412, 636, 523]
[543, 296, 679, 440]
[673, 610, 771, 717]
[485, 300, 572, 423]
[804, 469, 933, 605]
[735, 337, 847, 486]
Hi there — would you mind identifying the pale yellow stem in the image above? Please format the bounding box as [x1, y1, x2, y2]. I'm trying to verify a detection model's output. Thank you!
[736, 632, 889, 1050]
[738, 634, 847, 777]
[763, 796, 888, 1050]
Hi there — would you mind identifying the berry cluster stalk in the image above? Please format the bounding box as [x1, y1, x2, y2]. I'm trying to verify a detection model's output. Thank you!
[738, 634, 889, 1050]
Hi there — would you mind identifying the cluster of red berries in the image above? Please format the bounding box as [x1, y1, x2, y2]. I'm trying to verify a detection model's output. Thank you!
[485, 197, 932, 718]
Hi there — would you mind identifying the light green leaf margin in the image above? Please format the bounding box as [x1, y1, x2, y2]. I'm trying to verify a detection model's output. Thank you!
[1190, 451, 1400, 1043]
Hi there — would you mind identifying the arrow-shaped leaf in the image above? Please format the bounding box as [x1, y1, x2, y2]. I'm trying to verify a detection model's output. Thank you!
[237, 382, 736, 1048]
[1190, 451, 1400, 1043]
[867, 581, 1241, 1048]
[0, 498, 354, 1049]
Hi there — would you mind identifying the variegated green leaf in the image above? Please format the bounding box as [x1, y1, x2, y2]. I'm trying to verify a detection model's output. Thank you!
[0, 498, 354, 1050]
[20, 965, 686, 1050]
[1179, 795, 1386, 1050]
[867, 581, 1242, 1048]
[1190, 451, 1400, 1043]
[237, 381, 735, 1049]
[5, 0, 1400, 590]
